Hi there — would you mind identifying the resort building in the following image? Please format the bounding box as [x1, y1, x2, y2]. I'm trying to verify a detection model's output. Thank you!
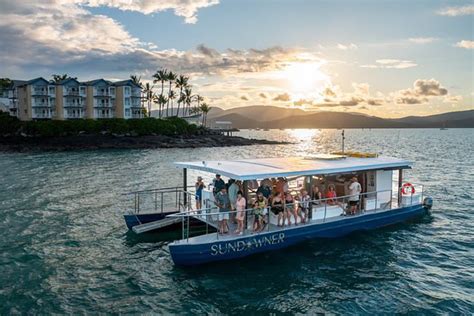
[1, 77, 144, 121]
[16, 78, 57, 120]
[56, 78, 87, 119]
[85, 79, 116, 119]
[113, 80, 143, 119]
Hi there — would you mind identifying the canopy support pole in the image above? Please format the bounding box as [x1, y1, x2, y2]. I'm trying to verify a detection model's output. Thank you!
[183, 168, 187, 207]
[398, 169, 403, 206]
[243, 180, 249, 230]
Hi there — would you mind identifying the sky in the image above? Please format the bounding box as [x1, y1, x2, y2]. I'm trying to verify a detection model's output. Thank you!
[0, 0, 472, 118]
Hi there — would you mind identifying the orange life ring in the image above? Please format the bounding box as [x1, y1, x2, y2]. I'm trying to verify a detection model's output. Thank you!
[401, 183, 415, 195]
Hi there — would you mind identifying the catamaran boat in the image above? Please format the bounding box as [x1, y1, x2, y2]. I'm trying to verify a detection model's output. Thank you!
[123, 154, 433, 266]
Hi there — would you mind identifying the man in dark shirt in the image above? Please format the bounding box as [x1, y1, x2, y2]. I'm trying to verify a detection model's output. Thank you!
[212, 174, 226, 196]
[257, 183, 272, 199]
[215, 187, 230, 234]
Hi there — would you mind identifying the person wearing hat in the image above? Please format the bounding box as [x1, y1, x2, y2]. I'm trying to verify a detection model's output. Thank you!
[195, 176, 205, 210]
[212, 174, 225, 197]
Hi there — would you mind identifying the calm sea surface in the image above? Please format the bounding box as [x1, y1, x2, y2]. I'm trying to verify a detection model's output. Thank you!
[1, 129, 473, 314]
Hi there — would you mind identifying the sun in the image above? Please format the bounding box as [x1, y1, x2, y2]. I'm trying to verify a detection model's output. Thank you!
[284, 62, 329, 97]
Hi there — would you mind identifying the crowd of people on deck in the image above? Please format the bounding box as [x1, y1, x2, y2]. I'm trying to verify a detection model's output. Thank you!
[195, 174, 362, 235]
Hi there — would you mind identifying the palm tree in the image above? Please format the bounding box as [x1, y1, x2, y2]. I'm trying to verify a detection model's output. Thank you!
[51, 74, 76, 83]
[0, 78, 12, 95]
[183, 87, 193, 116]
[156, 94, 168, 118]
[194, 94, 204, 110]
[143, 82, 154, 117]
[199, 103, 211, 126]
[175, 75, 189, 117]
[168, 90, 177, 115]
[166, 71, 177, 117]
[130, 75, 143, 88]
[152, 69, 168, 97]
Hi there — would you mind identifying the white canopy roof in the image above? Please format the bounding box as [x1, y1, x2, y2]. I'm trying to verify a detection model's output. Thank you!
[174, 156, 412, 180]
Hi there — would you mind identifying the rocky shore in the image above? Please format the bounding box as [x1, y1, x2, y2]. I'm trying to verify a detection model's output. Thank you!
[0, 134, 286, 152]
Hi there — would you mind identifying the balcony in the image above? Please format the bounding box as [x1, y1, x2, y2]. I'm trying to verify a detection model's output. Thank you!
[64, 109, 84, 119]
[64, 89, 80, 96]
[131, 90, 142, 98]
[32, 88, 48, 96]
[94, 102, 114, 108]
[64, 102, 85, 108]
[32, 102, 52, 107]
[94, 90, 111, 97]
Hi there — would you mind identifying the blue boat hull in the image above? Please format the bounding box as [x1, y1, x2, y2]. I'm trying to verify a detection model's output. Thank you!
[169, 204, 429, 266]
[123, 212, 177, 230]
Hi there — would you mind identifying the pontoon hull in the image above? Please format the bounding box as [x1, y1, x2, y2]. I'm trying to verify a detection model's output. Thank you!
[169, 204, 429, 266]
[124, 212, 177, 230]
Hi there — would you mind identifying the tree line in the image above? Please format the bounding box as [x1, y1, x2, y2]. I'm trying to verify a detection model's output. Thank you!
[131, 69, 211, 126]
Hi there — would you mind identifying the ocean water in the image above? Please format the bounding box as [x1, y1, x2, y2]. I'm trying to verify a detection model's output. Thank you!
[0, 129, 473, 314]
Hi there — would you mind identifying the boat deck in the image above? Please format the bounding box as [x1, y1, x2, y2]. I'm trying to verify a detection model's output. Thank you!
[173, 203, 399, 245]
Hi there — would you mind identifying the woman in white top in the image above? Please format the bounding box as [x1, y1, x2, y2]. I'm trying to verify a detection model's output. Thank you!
[234, 190, 246, 235]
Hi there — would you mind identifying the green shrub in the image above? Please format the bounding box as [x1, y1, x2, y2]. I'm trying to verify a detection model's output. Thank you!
[0, 112, 21, 135]
[0, 115, 198, 137]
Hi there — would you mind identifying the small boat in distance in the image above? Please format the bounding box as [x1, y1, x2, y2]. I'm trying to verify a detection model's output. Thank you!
[125, 154, 432, 266]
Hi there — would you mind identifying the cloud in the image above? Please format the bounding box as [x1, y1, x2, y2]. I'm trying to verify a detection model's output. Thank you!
[361, 59, 417, 69]
[394, 79, 448, 104]
[336, 43, 358, 50]
[293, 99, 313, 106]
[273, 93, 291, 102]
[80, 0, 219, 23]
[339, 97, 363, 106]
[455, 40, 474, 49]
[240, 95, 249, 101]
[409, 37, 438, 44]
[367, 99, 384, 106]
[1, 1, 313, 79]
[443, 95, 463, 103]
[316, 83, 385, 107]
[437, 5, 474, 16]
[259, 93, 268, 99]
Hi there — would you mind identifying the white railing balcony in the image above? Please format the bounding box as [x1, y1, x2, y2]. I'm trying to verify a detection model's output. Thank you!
[32, 88, 48, 95]
[94, 90, 110, 96]
[64, 89, 79, 96]
[131, 90, 141, 97]
[94, 102, 113, 108]
[32, 102, 51, 107]
[64, 102, 85, 107]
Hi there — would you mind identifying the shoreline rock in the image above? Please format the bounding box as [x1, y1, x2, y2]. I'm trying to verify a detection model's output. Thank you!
[0, 134, 287, 152]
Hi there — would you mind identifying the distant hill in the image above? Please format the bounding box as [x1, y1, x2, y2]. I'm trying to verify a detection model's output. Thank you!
[207, 107, 474, 128]
[208, 105, 307, 121]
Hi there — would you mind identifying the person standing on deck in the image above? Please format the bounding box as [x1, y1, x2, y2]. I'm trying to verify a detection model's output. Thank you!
[235, 190, 246, 235]
[212, 174, 226, 197]
[228, 179, 239, 223]
[348, 176, 362, 215]
[215, 187, 231, 234]
[195, 176, 205, 210]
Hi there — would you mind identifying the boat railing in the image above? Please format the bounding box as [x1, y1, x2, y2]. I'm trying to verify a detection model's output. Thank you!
[168, 184, 424, 242]
[123, 186, 196, 214]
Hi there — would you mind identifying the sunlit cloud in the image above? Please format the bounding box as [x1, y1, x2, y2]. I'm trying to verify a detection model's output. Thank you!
[273, 93, 291, 102]
[361, 59, 417, 69]
[455, 40, 474, 49]
[336, 43, 358, 50]
[394, 79, 448, 104]
[437, 5, 474, 16]
[80, 0, 219, 23]
[408, 37, 438, 44]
